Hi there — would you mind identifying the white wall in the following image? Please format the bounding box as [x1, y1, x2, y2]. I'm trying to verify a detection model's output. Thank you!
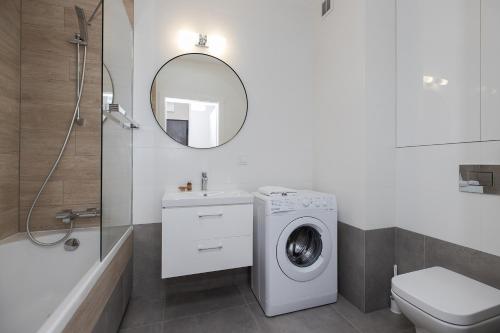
[312, 0, 396, 230]
[103, 0, 133, 113]
[133, 0, 316, 224]
[481, 0, 500, 141]
[364, 0, 397, 230]
[394, 0, 500, 257]
[396, 141, 500, 257]
[132, 0, 500, 258]
[313, 0, 500, 259]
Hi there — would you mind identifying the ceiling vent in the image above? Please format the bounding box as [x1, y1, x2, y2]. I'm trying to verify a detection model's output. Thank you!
[321, 0, 332, 17]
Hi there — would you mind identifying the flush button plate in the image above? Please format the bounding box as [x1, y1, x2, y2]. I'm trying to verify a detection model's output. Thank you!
[459, 165, 500, 195]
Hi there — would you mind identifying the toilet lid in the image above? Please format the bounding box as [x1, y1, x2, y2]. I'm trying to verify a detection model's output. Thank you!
[392, 267, 500, 326]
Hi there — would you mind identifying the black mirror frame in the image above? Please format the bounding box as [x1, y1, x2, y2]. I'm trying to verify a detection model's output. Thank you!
[149, 53, 249, 149]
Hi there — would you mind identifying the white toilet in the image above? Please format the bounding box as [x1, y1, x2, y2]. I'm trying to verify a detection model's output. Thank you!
[391, 267, 500, 333]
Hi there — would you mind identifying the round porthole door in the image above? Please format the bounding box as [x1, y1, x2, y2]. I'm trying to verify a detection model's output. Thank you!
[276, 217, 332, 282]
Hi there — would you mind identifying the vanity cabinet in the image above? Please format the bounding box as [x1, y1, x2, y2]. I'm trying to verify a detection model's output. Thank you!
[161, 192, 253, 278]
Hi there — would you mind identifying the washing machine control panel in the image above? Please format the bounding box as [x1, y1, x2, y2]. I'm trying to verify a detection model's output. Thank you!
[268, 193, 336, 214]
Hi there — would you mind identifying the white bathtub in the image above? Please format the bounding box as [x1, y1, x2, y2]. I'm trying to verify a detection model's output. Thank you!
[0, 226, 132, 333]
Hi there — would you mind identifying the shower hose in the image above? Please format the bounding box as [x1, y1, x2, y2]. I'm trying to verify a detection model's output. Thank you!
[26, 46, 88, 246]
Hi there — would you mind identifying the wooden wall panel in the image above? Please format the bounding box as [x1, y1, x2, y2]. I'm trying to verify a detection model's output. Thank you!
[0, 0, 21, 240]
[20, 0, 102, 231]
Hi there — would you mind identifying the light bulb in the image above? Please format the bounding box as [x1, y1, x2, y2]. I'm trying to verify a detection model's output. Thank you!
[177, 30, 198, 51]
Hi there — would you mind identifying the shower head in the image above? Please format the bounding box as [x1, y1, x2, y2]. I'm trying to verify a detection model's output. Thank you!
[74, 6, 88, 44]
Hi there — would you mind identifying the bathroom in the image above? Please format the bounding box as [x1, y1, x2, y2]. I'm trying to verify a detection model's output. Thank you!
[1, 0, 500, 332]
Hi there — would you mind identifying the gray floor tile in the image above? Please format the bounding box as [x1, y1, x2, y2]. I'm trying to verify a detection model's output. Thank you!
[120, 322, 163, 333]
[160, 316, 201, 333]
[237, 282, 258, 305]
[121, 297, 165, 329]
[196, 305, 260, 333]
[160, 305, 259, 333]
[132, 276, 163, 300]
[163, 285, 246, 321]
[120, 284, 415, 333]
[249, 302, 358, 333]
[331, 296, 413, 333]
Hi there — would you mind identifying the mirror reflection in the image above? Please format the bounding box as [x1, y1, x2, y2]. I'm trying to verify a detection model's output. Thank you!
[150, 53, 248, 149]
[103, 64, 114, 110]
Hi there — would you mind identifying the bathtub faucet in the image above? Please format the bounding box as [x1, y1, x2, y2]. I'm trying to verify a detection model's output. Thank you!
[56, 208, 100, 224]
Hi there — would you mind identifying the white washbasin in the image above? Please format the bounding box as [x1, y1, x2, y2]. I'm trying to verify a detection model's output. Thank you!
[162, 190, 253, 208]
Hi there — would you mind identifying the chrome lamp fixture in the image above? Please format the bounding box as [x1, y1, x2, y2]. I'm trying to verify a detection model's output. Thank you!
[196, 33, 208, 48]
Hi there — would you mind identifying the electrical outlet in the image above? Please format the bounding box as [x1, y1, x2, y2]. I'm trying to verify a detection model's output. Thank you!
[238, 154, 248, 166]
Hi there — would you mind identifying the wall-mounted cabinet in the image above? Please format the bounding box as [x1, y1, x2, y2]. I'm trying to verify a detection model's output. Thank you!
[481, 0, 500, 141]
[396, 0, 500, 147]
[161, 191, 253, 279]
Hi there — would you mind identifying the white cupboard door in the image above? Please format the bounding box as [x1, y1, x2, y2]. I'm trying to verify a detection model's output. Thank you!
[163, 204, 252, 241]
[397, 0, 481, 147]
[481, 0, 500, 141]
[162, 236, 252, 278]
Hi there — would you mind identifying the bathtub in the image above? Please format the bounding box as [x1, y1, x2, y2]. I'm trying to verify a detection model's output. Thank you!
[0, 226, 132, 333]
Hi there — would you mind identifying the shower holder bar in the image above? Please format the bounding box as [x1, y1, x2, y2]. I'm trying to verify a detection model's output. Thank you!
[104, 104, 140, 129]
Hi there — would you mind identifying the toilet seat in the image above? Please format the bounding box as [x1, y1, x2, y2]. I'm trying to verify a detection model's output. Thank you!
[392, 267, 500, 327]
[392, 292, 500, 333]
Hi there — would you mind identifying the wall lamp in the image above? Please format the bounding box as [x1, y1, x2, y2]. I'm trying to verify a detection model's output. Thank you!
[177, 30, 227, 55]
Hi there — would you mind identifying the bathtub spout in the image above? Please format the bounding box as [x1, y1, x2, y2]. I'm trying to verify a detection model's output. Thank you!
[55, 210, 77, 224]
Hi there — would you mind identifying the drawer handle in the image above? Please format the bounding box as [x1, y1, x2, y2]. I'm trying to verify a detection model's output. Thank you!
[198, 213, 223, 218]
[198, 245, 223, 251]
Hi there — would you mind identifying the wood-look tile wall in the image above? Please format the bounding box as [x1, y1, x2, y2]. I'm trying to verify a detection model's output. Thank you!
[20, 0, 102, 231]
[0, 0, 21, 240]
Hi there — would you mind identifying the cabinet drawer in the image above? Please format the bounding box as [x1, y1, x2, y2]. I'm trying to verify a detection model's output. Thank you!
[163, 204, 252, 240]
[162, 235, 252, 278]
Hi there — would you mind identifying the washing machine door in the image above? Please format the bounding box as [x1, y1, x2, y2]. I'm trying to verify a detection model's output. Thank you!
[276, 216, 332, 282]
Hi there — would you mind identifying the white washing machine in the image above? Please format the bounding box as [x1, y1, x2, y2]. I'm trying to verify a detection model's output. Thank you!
[251, 190, 338, 317]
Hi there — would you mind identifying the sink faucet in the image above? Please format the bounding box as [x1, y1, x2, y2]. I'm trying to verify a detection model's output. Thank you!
[201, 172, 208, 191]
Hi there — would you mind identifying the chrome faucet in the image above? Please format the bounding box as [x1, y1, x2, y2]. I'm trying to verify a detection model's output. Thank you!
[55, 208, 101, 224]
[201, 172, 208, 191]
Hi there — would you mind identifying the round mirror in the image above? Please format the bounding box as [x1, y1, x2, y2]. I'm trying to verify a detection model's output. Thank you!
[150, 53, 248, 149]
[103, 64, 114, 110]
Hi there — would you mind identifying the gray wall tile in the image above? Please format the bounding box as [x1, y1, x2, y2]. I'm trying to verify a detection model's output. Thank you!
[395, 228, 425, 274]
[132, 223, 251, 301]
[338, 222, 366, 311]
[395, 228, 500, 292]
[365, 228, 395, 312]
[133, 224, 163, 299]
[425, 237, 500, 290]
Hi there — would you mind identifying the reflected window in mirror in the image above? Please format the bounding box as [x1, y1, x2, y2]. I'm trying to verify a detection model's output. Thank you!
[164, 98, 220, 147]
[150, 53, 248, 149]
